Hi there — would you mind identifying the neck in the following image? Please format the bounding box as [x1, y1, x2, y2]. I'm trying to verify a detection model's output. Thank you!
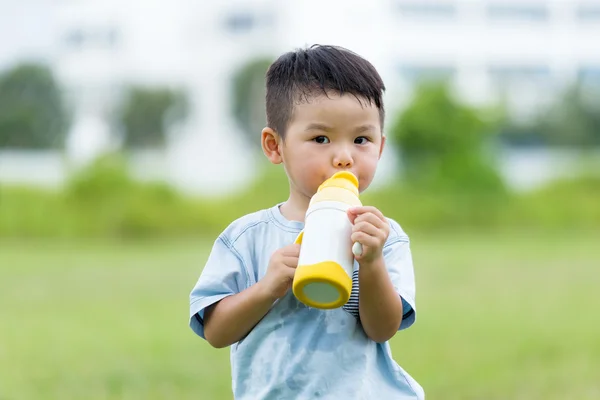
[279, 188, 311, 223]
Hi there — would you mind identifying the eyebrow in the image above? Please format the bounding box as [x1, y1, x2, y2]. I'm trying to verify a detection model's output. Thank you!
[354, 124, 377, 134]
[304, 123, 377, 134]
[305, 123, 333, 132]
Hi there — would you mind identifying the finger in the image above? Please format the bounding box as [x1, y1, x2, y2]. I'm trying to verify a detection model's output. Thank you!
[362, 206, 387, 222]
[351, 232, 380, 248]
[352, 220, 381, 237]
[354, 213, 387, 229]
[354, 217, 389, 240]
[348, 206, 386, 222]
[347, 206, 365, 215]
[346, 209, 358, 225]
[283, 265, 297, 277]
[282, 256, 299, 268]
[282, 244, 301, 256]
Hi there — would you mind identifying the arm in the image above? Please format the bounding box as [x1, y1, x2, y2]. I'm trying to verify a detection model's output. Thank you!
[348, 206, 407, 343]
[200, 243, 300, 348]
[358, 257, 403, 343]
[203, 281, 276, 348]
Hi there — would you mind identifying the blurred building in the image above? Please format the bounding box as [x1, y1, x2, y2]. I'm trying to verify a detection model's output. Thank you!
[54, 0, 277, 195]
[0, 0, 56, 68]
[2, 0, 600, 193]
[0, 0, 61, 187]
[388, 0, 600, 119]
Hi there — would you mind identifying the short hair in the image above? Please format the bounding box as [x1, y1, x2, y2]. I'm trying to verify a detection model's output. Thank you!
[265, 44, 386, 138]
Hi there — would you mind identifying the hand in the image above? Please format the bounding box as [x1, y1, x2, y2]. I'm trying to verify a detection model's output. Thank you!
[260, 244, 300, 300]
[347, 206, 390, 265]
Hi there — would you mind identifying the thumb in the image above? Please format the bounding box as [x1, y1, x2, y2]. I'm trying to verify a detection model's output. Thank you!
[347, 208, 358, 224]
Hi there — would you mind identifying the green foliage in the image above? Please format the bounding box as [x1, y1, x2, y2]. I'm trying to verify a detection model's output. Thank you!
[363, 184, 508, 233]
[538, 85, 600, 147]
[116, 86, 188, 149]
[0, 154, 214, 238]
[0, 156, 289, 239]
[0, 63, 69, 149]
[499, 84, 600, 148]
[0, 186, 68, 237]
[1, 155, 599, 238]
[390, 82, 505, 193]
[509, 174, 600, 230]
[231, 57, 273, 148]
[365, 173, 600, 233]
[2, 233, 599, 399]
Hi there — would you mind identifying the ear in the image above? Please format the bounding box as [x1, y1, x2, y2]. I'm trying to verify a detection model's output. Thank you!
[379, 135, 386, 159]
[261, 127, 283, 164]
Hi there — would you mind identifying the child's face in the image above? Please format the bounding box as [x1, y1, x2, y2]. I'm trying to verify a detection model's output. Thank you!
[279, 92, 385, 200]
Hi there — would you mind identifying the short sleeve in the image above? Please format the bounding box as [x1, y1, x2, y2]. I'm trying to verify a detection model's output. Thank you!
[383, 226, 417, 331]
[189, 236, 249, 339]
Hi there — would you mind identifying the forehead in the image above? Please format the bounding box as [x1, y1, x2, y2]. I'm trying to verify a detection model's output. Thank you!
[289, 92, 381, 130]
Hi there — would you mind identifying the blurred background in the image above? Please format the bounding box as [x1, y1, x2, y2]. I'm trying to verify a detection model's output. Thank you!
[0, 0, 599, 399]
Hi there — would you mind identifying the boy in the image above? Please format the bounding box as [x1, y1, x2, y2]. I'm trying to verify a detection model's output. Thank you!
[189, 45, 424, 399]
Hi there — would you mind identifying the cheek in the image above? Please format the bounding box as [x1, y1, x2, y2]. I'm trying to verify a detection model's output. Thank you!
[292, 156, 328, 187]
[357, 152, 380, 188]
[358, 148, 379, 167]
[286, 153, 309, 171]
[358, 175, 373, 190]
[298, 159, 325, 180]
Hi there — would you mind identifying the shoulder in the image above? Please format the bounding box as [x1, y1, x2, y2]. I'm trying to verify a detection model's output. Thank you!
[218, 207, 274, 246]
[385, 217, 410, 245]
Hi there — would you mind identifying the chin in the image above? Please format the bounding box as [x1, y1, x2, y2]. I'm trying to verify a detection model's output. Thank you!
[358, 177, 370, 190]
[302, 187, 318, 199]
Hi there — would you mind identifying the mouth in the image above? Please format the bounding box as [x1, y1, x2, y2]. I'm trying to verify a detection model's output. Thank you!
[320, 171, 361, 191]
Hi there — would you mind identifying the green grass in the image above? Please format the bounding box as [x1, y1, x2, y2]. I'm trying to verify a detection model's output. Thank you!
[1, 231, 599, 399]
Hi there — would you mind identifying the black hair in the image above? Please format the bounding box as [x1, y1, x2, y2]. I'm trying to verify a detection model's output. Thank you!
[265, 44, 386, 138]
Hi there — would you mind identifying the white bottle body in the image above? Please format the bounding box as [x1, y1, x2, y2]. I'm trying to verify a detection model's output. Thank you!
[297, 201, 354, 279]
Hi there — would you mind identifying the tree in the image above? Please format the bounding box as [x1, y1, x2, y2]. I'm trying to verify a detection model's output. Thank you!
[390, 82, 505, 193]
[498, 84, 600, 148]
[116, 86, 188, 149]
[537, 85, 600, 148]
[231, 58, 273, 148]
[0, 64, 69, 149]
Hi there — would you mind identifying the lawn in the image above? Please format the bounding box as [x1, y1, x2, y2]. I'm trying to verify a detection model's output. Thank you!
[1, 230, 598, 399]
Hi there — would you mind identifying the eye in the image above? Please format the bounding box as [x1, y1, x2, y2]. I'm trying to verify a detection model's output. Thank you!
[313, 136, 330, 144]
[354, 136, 369, 145]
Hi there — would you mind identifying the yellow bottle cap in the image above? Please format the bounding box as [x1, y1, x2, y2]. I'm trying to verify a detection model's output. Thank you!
[317, 171, 359, 195]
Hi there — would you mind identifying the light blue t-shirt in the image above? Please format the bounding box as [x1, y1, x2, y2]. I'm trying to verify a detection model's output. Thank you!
[189, 204, 424, 400]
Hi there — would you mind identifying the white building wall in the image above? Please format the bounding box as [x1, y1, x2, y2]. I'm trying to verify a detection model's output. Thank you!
[0, 0, 56, 69]
[1, 0, 600, 193]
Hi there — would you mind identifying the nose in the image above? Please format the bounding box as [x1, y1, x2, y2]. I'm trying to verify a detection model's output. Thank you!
[333, 147, 353, 169]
